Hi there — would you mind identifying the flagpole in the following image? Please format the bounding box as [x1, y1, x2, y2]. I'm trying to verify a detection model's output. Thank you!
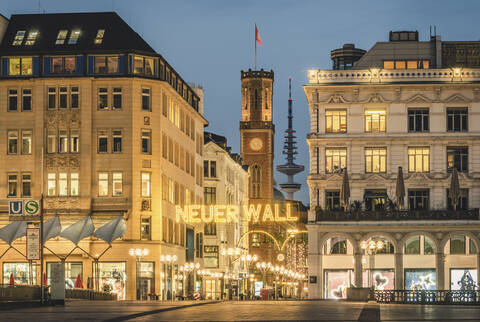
[254, 23, 257, 70]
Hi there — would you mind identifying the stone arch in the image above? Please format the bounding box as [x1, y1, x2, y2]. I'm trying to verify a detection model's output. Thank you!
[360, 231, 398, 253]
[399, 231, 440, 253]
[439, 231, 480, 254]
[318, 232, 359, 255]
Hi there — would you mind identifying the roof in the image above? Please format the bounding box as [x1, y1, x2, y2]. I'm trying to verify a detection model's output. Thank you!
[0, 12, 156, 55]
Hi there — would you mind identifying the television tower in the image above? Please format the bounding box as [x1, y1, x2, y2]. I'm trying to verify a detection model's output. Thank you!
[276, 78, 304, 200]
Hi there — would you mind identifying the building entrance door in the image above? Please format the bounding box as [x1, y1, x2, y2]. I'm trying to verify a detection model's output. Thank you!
[364, 190, 387, 211]
[138, 278, 152, 300]
[205, 279, 220, 300]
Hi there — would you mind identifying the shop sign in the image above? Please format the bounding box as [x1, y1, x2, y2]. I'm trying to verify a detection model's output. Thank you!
[9, 200, 40, 216]
[26, 228, 40, 260]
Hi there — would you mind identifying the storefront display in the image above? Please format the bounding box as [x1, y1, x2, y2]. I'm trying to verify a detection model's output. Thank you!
[3, 262, 36, 284]
[405, 269, 436, 290]
[99, 262, 126, 300]
[450, 269, 478, 290]
[362, 269, 394, 290]
[324, 270, 354, 299]
[137, 262, 154, 300]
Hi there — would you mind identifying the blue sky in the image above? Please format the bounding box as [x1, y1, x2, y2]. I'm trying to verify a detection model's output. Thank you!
[3, 0, 480, 205]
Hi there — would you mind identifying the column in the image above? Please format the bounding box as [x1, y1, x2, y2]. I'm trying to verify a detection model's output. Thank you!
[394, 252, 403, 289]
[436, 252, 445, 290]
[477, 253, 480, 290]
[354, 252, 363, 288]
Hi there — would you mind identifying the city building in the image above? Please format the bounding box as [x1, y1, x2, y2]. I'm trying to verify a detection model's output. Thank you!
[200, 131, 249, 299]
[305, 31, 480, 299]
[0, 12, 207, 300]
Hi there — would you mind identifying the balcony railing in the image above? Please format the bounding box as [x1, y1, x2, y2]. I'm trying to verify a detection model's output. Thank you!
[315, 209, 479, 221]
[375, 290, 480, 304]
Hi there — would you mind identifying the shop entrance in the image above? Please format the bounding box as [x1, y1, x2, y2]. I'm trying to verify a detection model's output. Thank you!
[205, 279, 221, 300]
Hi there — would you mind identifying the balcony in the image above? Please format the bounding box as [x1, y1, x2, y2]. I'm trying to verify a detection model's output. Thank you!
[314, 208, 479, 221]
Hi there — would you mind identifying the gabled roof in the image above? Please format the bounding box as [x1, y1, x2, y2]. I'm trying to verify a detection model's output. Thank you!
[0, 12, 156, 55]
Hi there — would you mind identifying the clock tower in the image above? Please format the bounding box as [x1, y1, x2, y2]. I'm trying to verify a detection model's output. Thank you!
[240, 69, 274, 202]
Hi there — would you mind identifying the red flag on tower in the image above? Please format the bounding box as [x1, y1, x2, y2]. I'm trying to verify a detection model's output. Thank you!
[255, 24, 262, 47]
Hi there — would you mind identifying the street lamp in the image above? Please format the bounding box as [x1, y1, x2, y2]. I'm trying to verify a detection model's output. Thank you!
[361, 238, 385, 289]
[160, 254, 177, 301]
[129, 248, 149, 300]
[240, 254, 258, 300]
[180, 262, 200, 299]
[256, 261, 272, 299]
[221, 247, 241, 300]
[272, 265, 284, 300]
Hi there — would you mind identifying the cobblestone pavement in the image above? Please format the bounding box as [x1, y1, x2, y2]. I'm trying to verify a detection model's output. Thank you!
[2, 300, 480, 321]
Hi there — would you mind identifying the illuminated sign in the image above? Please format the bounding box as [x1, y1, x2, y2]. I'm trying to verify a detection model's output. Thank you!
[175, 203, 298, 223]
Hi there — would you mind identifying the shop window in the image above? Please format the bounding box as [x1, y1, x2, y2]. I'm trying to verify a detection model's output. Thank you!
[325, 110, 347, 133]
[405, 236, 420, 254]
[204, 246, 219, 268]
[450, 269, 478, 291]
[450, 236, 466, 254]
[447, 146, 468, 173]
[405, 269, 436, 290]
[47, 262, 82, 289]
[324, 270, 354, 299]
[3, 263, 36, 285]
[98, 262, 126, 300]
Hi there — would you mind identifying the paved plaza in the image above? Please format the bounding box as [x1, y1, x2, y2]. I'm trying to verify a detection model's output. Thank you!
[2, 300, 480, 322]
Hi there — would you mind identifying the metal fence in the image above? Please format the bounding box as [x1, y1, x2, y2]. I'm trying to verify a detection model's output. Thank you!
[375, 290, 480, 304]
[315, 209, 479, 221]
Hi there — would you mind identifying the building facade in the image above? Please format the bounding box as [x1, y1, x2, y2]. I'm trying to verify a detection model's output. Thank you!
[305, 31, 480, 299]
[0, 12, 206, 300]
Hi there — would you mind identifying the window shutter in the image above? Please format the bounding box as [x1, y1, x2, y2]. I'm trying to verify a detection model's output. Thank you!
[2, 58, 8, 76]
[43, 57, 51, 75]
[87, 56, 94, 75]
[119, 55, 125, 74]
[33, 57, 40, 76]
[76, 55, 84, 75]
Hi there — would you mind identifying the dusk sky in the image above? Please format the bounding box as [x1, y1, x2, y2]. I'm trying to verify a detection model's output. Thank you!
[4, 0, 480, 205]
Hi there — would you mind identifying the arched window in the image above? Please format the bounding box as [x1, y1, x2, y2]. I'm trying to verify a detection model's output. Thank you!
[405, 236, 420, 254]
[244, 88, 248, 110]
[328, 237, 347, 254]
[265, 88, 269, 109]
[251, 165, 261, 198]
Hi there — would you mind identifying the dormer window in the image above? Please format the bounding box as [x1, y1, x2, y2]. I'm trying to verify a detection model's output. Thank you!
[25, 31, 38, 46]
[68, 30, 81, 44]
[56, 30, 68, 44]
[94, 29, 105, 44]
[12, 30, 26, 46]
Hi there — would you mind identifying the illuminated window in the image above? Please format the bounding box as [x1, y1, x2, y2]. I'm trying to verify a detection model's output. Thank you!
[204, 187, 216, 205]
[204, 246, 219, 268]
[365, 109, 386, 133]
[21, 130, 32, 154]
[56, 30, 68, 44]
[383, 61, 394, 69]
[98, 173, 108, 196]
[47, 129, 56, 153]
[141, 217, 151, 240]
[94, 29, 105, 44]
[408, 147, 429, 173]
[134, 56, 155, 76]
[94, 56, 118, 74]
[8, 174, 18, 197]
[59, 129, 68, 153]
[395, 61, 406, 69]
[421, 60, 429, 69]
[12, 30, 26, 45]
[365, 148, 386, 173]
[70, 173, 79, 196]
[325, 148, 346, 174]
[204, 223, 216, 236]
[447, 146, 468, 173]
[141, 172, 151, 197]
[68, 30, 81, 44]
[98, 87, 108, 110]
[113, 172, 123, 196]
[9, 57, 32, 76]
[325, 110, 347, 133]
[407, 61, 417, 69]
[70, 129, 79, 153]
[47, 173, 56, 196]
[58, 173, 68, 196]
[52, 57, 76, 74]
[7, 130, 18, 154]
[168, 179, 174, 203]
[25, 31, 38, 46]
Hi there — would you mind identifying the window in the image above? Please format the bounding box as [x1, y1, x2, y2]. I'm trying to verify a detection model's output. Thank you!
[112, 130, 122, 153]
[447, 108, 468, 132]
[12, 30, 26, 45]
[383, 60, 429, 69]
[71, 87, 79, 108]
[204, 187, 216, 205]
[204, 246, 219, 268]
[383, 61, 394, 69]
[70, 173, 79, 196]
[48, 87, 56, 109]
[8, 174, 17, 197]
[47, 173, 56, 196]
[51, 57, 75, 74]
[204, 223, 216, 236]
[408, 109, 429, 132]
[174, 143, 179, 167]
[168, 179, 174, 203]
[70, 129, 79, 153]
[196, 233, 203, 258]
[162, 93, 168, 117]
[141, 130, 151, 154]
[450, 236, 466, 254]
[469, 239, 477, 255]
[98, 173, 108, 196]
[252, 233, 260, 247]
[210, 161, 216, 178]
[447, 188, 469, 210]
[112, 88, 122, 109]
[162, 175, 168, 200]
[55, 30, 68, 44]
[47, 129, 56, 153]
[327, 237, 347, 254]
[424, 237, 435, 255]
[162, 134, 168, 159]
[59, 87, 67, 109]
[58, 173, 68, 196]
[405, 236, 420, 254]
[134, 56, 155, 76]
[365, 148, 386, 173]
[8, 89, 18, 111]
[59, 130, 68, 153]
[408, 147, 429, 173]
[94, 56, 119, 74]
[142, 88, 151, 111]
[251, 165, 261, 198]
[204, 160, 209, 178]
[141, 172, 151, 197]
[8, 130, 18, 154]
[94, 29, 105, 44]
[326, 110, 347, 133]
[141, 217, 151, 240]
[21, 130, 32, 154]
[21, 174, 31, 197]
[22, 89, 32, 111]
[325, 148, 346, 174]
[68, 30, 80, 44]
[112, 173, 122, 196]
[447, 146, 468, 173]
[325, 191, 341, 211]
[98, 88, 108, 109]
[98, 130, 108, 153]
[365, 109, 386, 132]
[408, 189, 429, 210]
[9, 57, 33, 76]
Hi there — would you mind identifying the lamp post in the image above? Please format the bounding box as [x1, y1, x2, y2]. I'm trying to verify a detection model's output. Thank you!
[272, 265, 284, 300]
[256, 261, 272, 299]
[240, 254, 258, 300]
[129, 248, 149, 300]
[160, 254, 177, 301]
[221, 247, 241, 300]
[180, 262, 200, 299]
[361, 239, 385, 289]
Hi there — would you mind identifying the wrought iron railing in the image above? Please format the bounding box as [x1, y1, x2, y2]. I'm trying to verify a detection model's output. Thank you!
[375, 290, 480, 304]
[315, 209, 479, 221]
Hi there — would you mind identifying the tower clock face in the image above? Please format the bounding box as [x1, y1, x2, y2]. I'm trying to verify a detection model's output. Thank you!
[250, 138, 263, 151]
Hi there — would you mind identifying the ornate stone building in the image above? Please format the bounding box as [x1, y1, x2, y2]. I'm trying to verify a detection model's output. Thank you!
[305, 31, 480, 299]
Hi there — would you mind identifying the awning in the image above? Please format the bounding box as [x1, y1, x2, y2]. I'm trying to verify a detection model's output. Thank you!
[43, 216, 61, 243]
[0, 221, 27, 245]
[93, 216, 126, 244]
[60, 216, 95, 245]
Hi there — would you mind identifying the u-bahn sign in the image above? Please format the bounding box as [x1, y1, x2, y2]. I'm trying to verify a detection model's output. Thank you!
[9, 200, 41, 216]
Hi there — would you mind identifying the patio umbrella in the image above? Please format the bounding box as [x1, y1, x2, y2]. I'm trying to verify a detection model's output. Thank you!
[93, 216, 127, 244]
[60, 216, 95, 245]
[9, 273, 14, 285]
[395, 166, 405, 209]
[0, 221, 27, 245]
[74, 274, 83, 289]
[43, 272, 47, 286]
[43, 216, 61, 244]
[340, 168, 350, 209]
[449, 167, 460, 211]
